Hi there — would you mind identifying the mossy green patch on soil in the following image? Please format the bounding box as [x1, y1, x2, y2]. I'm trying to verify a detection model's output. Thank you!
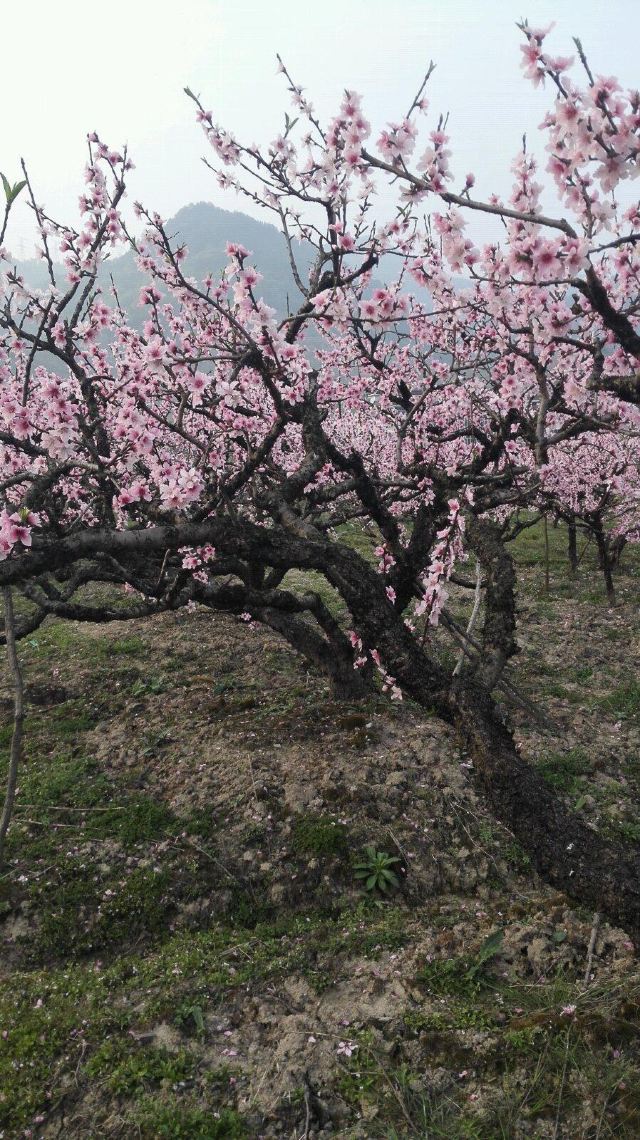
[134, 1100, 248, 1139]
[290, 814, 350, 857]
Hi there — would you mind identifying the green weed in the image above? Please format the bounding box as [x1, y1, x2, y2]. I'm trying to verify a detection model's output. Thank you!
[135, 1100, 247, 1138]
[537, 747, 591, 793]
[598, 681, 640, 721]
[85, 1040, 195, 1095]
[354, 844, 402, 893]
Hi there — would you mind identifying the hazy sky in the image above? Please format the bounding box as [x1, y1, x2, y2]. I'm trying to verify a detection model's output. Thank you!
[3, 0, 639, 255]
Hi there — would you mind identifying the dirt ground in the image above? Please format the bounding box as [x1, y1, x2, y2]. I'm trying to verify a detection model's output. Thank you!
[0, 528, 640, 1138]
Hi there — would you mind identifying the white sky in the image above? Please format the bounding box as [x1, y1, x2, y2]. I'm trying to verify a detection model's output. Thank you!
[3, 0, 639, 256]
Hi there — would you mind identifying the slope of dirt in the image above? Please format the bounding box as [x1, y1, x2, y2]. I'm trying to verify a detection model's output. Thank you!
[0, 530, 639, 1138]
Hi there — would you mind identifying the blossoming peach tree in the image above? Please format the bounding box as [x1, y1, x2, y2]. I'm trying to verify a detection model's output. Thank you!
[1, 21, 640, 934]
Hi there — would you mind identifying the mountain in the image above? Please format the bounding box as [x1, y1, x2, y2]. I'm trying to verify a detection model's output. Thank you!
[8, 203, 465, 365]
[102, 202, 317, 325]
[10, 202, 317, 329]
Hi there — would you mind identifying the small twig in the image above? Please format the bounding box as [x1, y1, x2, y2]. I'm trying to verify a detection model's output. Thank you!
[14, 803, 128, 812]
[594, 1086, 614, 1140]
[386, 826, 412, 880]
[576, 531, 594, 568]
[374, 1050, 418, 1131]
[153, 548, 172, 593]
[301, 1083, 311, 1140]
[583, 912, 601, 986]
[20, 158, 56, 287]
[573, 37, 595, 87]
[15, 818, 80, 829]
[245, 753, 260, 806]
[442, 608, 562, 733]
[174, 834, 245, 889]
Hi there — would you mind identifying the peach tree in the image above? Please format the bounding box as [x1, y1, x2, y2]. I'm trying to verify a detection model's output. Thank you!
[1, 22, 640, 934]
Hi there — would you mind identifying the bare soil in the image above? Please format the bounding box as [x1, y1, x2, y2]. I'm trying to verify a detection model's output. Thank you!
[0, 537, 639, 1137]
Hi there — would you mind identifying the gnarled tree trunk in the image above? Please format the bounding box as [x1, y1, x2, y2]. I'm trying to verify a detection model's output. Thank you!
[450, 682, 640, 942]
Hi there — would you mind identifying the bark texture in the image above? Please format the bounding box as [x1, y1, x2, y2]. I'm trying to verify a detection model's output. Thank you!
[450, 683, 640, 943]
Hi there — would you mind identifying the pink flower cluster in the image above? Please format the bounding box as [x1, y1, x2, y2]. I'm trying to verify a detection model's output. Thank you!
[415, 500, 466, 628]
[0, 510, 39, 560]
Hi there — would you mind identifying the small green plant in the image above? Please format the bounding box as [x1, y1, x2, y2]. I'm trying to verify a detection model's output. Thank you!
[467, 928, 504, 978]
[131, 674, 168, 696]
[354, 844, 401, 893]
[417, 930, 505, 997]
[85, 1042, 195, 1095]
[175, 1001, 206, 1038]
[135, 1099, 247, 1139]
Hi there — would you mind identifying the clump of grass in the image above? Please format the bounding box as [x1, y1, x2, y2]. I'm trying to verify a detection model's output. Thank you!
[537, 747, 591, 793]
[134, 1100, 247, 1139]
[86, 795, 176, 845]
[109, 635, 146, 656]
[417, 957, 488, 1000]
[85, 1040, 195, 1095]
[597, 681, 640, 721]
[15, 753, 109, 807]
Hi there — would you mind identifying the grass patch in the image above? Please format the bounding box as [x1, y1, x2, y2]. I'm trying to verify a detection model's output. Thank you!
[290, 814, 349, 857]
[537, 747, 591, 793]
[109, 635, 146, 656]
[86, 1040, 196, 1095]
[539, 679, 572, 699]
[510, 516, 571, 570]
[134, 1101, 247, 1139]
[16, 753, 110, 808]
[416, 957, 490, 1000]
[86, 795, 177, 845]
[9, 751, 176, 852]
[597, 681, 640, 722]
[31, 866, 174, 961]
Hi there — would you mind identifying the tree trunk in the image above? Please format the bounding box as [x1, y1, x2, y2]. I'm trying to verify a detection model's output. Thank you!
[465, 515, 518, 689]
[594, 523, 616, 605]
[325, 515, 640, 943]
[259, 607, 374, 700]
[449, 682, 640, 943]
[567, 518, 578, 575]
[308, 524, 640, 941]
[0, 588, 25, 866]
